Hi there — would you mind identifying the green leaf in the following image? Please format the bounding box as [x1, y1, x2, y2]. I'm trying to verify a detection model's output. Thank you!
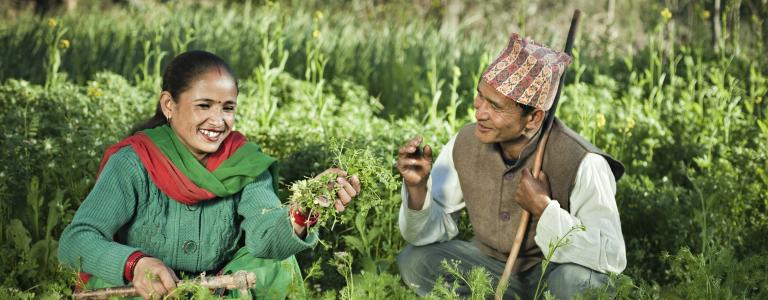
[30, 239, 58, 274]
[44, 189, 65, 239]
[25, 176, 42, 239]
[6, 219, 31, 253]
[360, 256, 377, 274]
[343, 236, 366, 254]
[758, 119, 768, 136]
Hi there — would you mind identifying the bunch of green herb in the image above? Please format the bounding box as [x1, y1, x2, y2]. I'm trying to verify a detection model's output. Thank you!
[288, 140, 396, 229]
[288, 171, 340, 226]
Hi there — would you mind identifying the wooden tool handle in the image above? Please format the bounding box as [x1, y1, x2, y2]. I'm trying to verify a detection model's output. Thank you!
[73, 271, 256, 300]
[494, 9, 581, 300]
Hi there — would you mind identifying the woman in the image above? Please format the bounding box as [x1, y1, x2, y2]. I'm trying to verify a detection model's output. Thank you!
[58, 50, 360, 299]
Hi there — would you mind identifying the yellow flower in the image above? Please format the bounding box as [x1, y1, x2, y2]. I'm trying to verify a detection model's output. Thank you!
[626, 117, 636, 131]
[312, 30, 321, 38]
[59, 39, 70, 49]
[596, 113, 606, 128]
[452, 66, 461, 78]
[314, 11, 324, 20]
[87, 87, 103, 97]
[701, 10, 711, 19]
[47, 18, 58, 28]
[661, 8, 672, 22]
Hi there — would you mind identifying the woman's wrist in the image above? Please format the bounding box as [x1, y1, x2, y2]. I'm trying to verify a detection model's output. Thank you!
[289, 206, 318, 228]
[124, 251, 148, 282]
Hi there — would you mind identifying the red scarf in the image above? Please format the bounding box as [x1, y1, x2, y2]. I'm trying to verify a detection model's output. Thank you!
[97, 132, 246, 205]
[77, 131, 255, 289]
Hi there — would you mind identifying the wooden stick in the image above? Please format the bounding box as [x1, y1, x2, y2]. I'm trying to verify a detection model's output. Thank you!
[73, 271, 257, 300]
[495, 10, 581, 300]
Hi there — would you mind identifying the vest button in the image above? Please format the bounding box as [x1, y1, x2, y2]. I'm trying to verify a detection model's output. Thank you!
[504, 173, 515, 180]
[182, 240, 198, 254]
[500, 211, 510, 221]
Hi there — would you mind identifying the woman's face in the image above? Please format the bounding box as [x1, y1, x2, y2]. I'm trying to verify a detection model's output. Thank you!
[161, 67, 238, 161]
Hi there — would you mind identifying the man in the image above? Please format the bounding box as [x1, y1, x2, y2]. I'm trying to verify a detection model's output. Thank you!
[396, 33, 626, 299]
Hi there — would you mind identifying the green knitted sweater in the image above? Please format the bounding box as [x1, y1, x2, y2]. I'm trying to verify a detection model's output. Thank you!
[58, 147, 318, 285]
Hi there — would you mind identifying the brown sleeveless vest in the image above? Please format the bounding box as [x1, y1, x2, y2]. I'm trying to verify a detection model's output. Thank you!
[452, 119, 623, 273]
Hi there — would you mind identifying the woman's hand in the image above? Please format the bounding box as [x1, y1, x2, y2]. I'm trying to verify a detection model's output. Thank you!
[319, 168, 361, 212]
[309, 168, 361, 212]
[290, 168, 361, 236]
[132, 256, 178, 300]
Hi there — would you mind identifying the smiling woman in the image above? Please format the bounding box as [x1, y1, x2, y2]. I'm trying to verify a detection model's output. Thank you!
[57, 50, 361, 299]
[131, 51, 239, 149]
[159, 63, 238, 161]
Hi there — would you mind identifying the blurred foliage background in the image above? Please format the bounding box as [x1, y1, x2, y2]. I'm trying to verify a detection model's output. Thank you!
[1, 0, 767, 299]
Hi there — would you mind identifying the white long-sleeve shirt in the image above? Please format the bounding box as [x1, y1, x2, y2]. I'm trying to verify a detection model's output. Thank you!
[398, 135, 627, 274]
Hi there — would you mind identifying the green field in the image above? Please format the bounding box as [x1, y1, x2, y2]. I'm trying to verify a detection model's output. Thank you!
[1, 0, 767, 299]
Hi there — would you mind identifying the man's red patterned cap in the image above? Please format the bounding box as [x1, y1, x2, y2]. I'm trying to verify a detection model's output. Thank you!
[481, 33, 572, 111]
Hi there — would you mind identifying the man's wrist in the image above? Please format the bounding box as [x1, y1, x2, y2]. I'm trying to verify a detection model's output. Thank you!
[406, 184, 428, 210]
[532, 196, 552, 218]
[405, 181, 427, 191]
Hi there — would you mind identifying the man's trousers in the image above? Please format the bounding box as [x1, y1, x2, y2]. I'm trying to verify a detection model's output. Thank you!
[397, 240, 609, 299]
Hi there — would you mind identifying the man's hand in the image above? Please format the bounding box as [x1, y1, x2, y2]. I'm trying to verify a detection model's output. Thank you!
[396, 136, 433, 187]
[396, 136, 433, 210]
[132, 257, 178, 300]
[516, 168, 552, 218]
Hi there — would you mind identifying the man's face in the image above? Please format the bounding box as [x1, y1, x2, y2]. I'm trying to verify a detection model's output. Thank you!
[473, 81, 532, 144]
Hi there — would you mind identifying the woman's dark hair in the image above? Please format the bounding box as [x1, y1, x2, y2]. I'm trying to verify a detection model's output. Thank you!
[130, 50, 238, 135]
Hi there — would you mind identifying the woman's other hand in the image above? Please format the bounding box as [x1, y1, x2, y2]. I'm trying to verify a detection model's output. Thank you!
[132, 256, 179, 300]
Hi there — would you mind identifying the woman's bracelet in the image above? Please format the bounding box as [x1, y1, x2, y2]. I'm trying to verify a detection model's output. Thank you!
[290, 207, 318, 227]
[124, 251, 148, 282]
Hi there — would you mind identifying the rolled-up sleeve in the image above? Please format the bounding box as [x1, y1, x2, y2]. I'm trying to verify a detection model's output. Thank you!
[534, 153, 627, 274]
[238, 172, 318, 259]
[399, 136, 465, 245]
[57, 148, 144, 285]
